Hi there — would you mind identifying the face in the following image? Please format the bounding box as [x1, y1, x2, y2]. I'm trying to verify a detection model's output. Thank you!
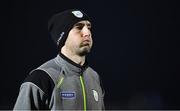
[64, 20, 93, 56]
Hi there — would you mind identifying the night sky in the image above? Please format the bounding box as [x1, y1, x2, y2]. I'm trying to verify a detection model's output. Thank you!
[1, 0, 180, 109]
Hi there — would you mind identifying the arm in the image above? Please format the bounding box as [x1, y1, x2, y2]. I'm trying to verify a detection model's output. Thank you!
[13, 70, 54, 110]
[13, 82, 47, 110]
[100, 76, 105, 110]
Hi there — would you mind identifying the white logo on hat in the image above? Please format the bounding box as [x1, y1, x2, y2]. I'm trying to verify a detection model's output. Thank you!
[57, 32, 64, 45]
[92, 90, 98, 102]
[72, 11, 83, 18]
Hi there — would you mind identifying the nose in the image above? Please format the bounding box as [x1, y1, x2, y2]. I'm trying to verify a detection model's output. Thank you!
[81, 25, 91, 38]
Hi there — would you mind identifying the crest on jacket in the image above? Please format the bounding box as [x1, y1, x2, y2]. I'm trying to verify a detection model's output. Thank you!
[92, 90, 98, 101]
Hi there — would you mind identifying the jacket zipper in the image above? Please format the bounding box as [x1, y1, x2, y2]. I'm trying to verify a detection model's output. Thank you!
[80, 75, 87, 111]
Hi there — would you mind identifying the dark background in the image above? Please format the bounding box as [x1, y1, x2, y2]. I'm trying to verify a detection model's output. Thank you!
[1, 0, 180, 109]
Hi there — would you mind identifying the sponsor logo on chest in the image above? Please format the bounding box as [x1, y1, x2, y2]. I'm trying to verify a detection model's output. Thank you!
[60, 91, 76, 99]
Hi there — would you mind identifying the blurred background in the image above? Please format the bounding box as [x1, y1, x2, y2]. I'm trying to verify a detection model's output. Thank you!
[1, 0, 180, 109]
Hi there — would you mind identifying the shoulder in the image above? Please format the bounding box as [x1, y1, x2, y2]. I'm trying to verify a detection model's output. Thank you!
[87, 67, 98, 74]
[24, 70, 55, 97]
[86, 67, 100, 79]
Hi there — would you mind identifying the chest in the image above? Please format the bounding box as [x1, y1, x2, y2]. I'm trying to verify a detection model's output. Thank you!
[51, 74, 103, 110]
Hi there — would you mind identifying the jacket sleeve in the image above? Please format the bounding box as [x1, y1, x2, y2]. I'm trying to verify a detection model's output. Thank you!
[100, 76, 105, 110]
[95, 71, 105, 110]
[13, 82, 47, 110]
[13, 70, 55, 110]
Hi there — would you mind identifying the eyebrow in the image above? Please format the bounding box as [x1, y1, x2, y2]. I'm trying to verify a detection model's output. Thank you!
[74, 21, 91, 28]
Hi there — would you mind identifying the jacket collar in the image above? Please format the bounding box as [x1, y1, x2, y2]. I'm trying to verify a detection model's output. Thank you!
[55, 53, 88, 74]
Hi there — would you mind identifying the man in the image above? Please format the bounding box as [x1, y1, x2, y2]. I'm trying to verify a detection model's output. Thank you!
[13, 9, 105, 110]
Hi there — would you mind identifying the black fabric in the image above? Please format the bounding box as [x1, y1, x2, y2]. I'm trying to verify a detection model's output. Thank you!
[59, 52, 88, 72]
[48, 9, 91, 49]
[24, 70, 55, 103]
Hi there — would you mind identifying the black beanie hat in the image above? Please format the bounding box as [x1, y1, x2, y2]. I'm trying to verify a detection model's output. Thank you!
[48, 9, 91, 49]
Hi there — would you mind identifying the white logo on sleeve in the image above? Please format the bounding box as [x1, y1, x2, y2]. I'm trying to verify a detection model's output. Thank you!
[92, 90, 98, 101]
[72, 11, 83, 18]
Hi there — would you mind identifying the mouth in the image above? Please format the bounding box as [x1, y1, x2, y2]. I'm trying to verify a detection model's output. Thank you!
[83, 39, 90, 44]
[80, 40, 91, 47]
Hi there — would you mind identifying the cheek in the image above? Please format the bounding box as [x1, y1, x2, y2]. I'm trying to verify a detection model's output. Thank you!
[90, 37, 93, 46]
[67, 36, 80, 47]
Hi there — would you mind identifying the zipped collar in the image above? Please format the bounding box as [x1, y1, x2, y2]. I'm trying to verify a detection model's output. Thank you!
[55, 53, 88, 74]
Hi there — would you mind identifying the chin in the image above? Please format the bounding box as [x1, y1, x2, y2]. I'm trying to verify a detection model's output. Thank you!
[79, 47, 91, 56]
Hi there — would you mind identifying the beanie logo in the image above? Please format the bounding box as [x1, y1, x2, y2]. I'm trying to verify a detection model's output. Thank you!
[72, 11, 83, 18]
[57, 32, 64, 45]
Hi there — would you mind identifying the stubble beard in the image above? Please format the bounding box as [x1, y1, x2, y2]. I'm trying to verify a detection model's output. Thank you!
[77, 43, 92, 56]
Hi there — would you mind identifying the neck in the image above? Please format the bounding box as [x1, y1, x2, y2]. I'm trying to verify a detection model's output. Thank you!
[61, 46, 86, 66]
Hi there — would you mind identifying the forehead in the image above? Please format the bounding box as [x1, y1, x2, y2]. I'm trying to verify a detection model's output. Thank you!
[74, 20, 91, 26]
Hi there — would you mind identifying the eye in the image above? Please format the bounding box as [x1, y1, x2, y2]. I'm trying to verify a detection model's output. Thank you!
[75, 26, 83, 30]
[73, 23, 92, 31]
[87, 26, 91, 30]
[74, 23, 84, 30]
